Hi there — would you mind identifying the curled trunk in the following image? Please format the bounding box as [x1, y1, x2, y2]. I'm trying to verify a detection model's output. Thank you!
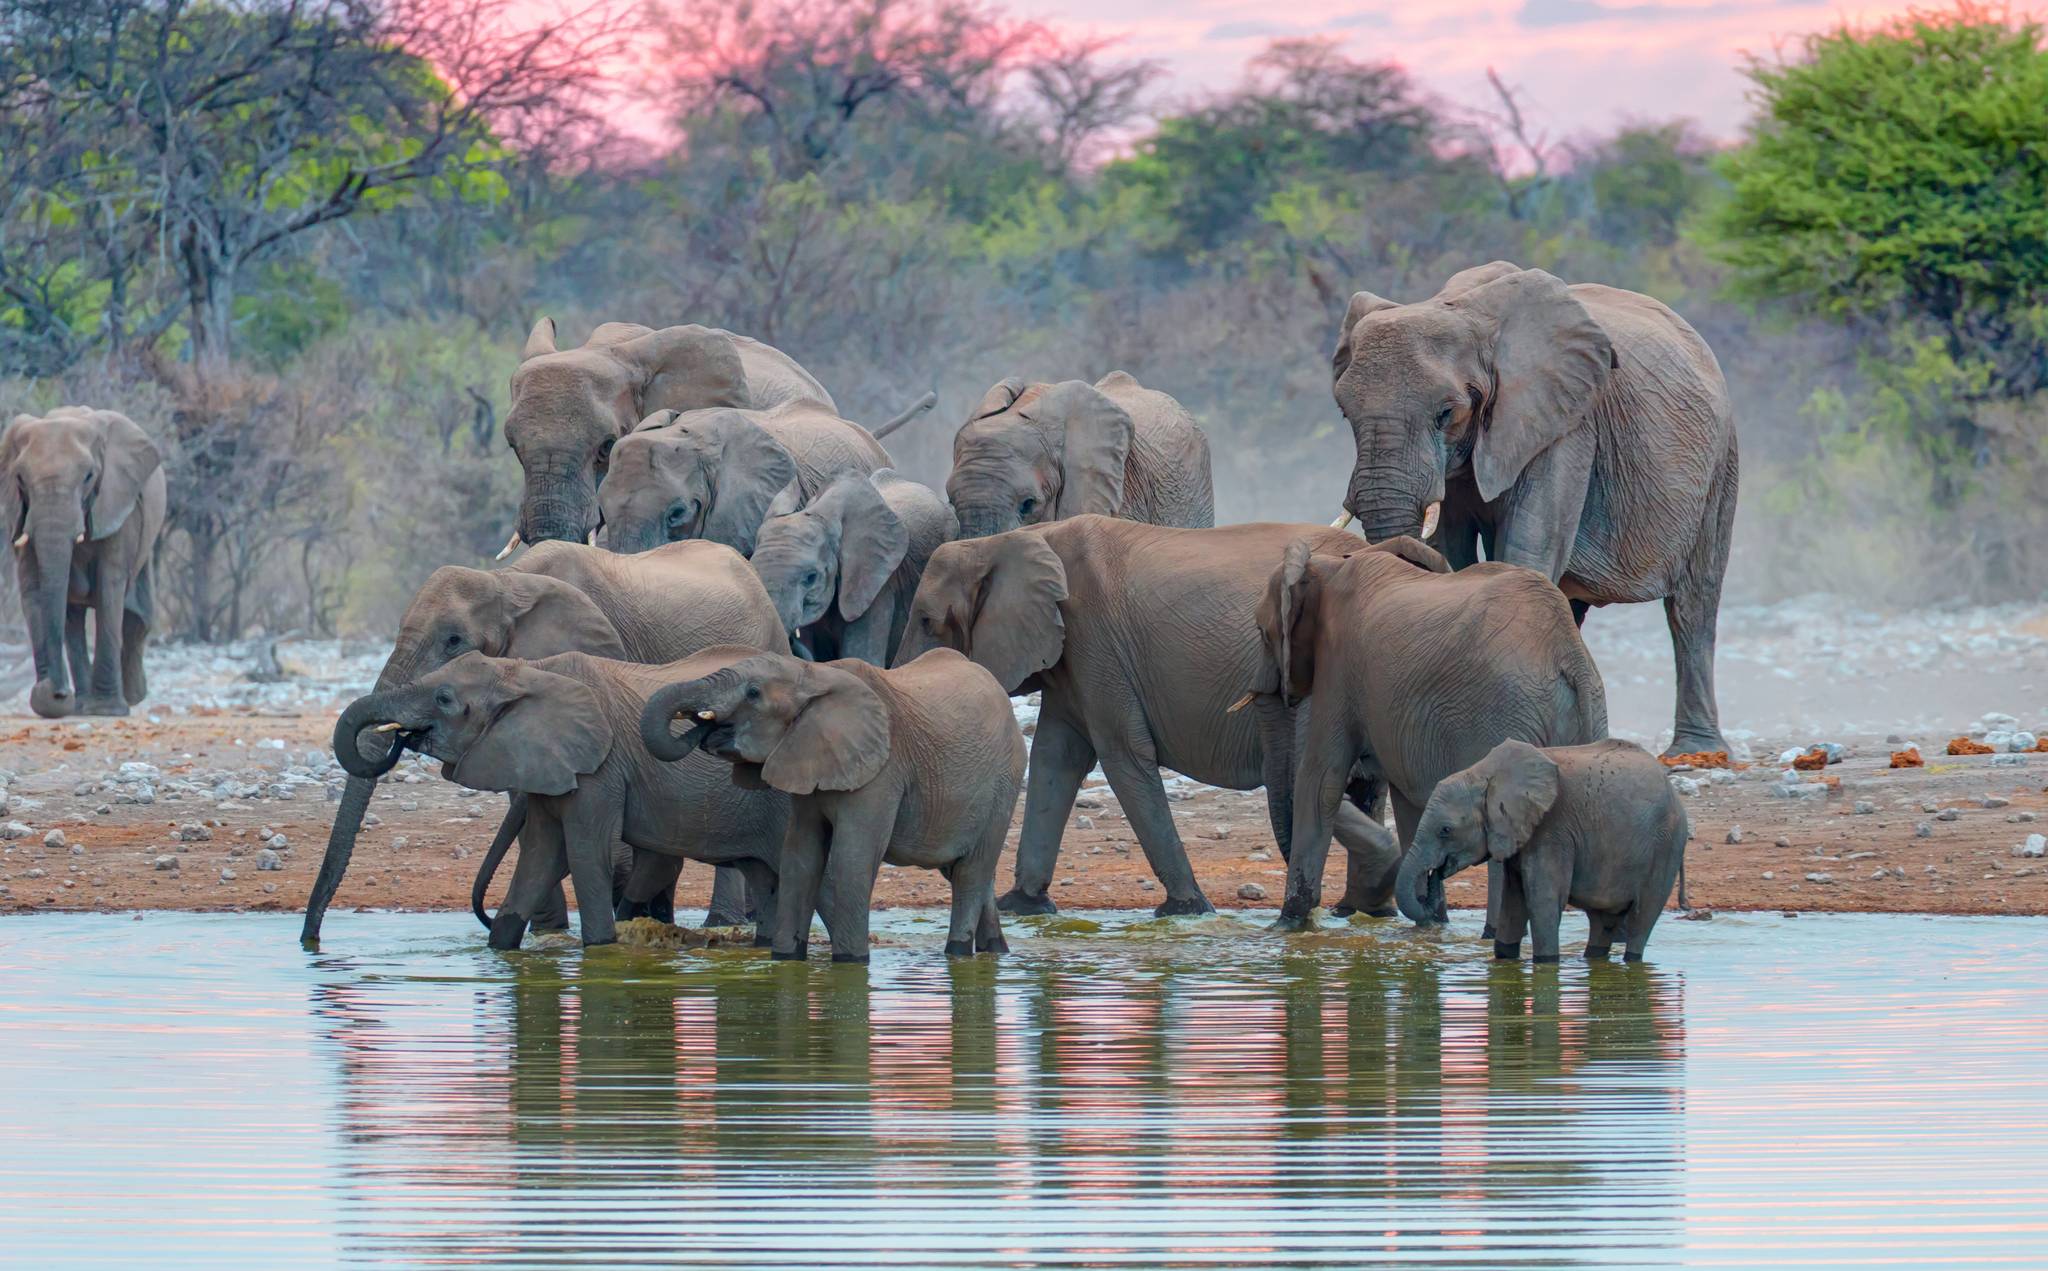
[304, 666, 417, 945]
[1395, 844, 1447, 926]
[639, 680, 715, 762]
[331, 690, 416, 780]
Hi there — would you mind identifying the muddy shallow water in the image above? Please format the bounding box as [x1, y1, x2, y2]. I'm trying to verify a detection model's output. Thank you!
[1, 910, 2043, 1268]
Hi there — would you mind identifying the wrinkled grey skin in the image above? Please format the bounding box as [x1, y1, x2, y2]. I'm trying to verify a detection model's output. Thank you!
[748, 470, 957, 665]
[1402, 739, 1688, 963]
[505, 318, 834, 546]
[1329, 262, 1737, 756]
[334, 648, 789, 950]
[598, 401, 894, 557]
[1257, 538, 1609, 937]
[3, 408, 165, 718]
[642, 648, 1022, 961]
[304, 540, 786, 945]
[947, 371, 1214, 541]
[894, 517, 1401, 918]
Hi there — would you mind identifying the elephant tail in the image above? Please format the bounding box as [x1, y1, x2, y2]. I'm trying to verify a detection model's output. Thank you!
[1556, 652, 1610, 744]
[872, 391, 937, 441]
[471, 794, 530, 929]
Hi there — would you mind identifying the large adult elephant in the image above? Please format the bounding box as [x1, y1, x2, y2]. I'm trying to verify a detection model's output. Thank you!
[1328, 263, 1737, 755]
[947, 371, 1213, 540]
[893, 517, 1399, 917]
[302, 539, 786, 945]
[2, 408, 165, 718]
[500, 319, 836, 550]
[597, 401, 894, 556]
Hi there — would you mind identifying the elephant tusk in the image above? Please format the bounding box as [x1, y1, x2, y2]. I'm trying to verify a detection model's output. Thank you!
[1225, 692, 1255, 713]
[10, 531, 25, 549]
[695, 710, 717, 721]
[372, 721, 406, 733]
[1420, 501, 1442, 539]
[1329, 511, 1353, 530]
[75, 533, 86, 544]
[493, 531, 521, 561]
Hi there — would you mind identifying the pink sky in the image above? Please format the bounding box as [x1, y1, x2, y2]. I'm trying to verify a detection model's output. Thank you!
[1031, 0, 1924, 139]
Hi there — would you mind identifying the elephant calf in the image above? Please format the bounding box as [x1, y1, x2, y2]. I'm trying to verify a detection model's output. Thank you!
[1402, 739, 1688, 963]
[642, 649, 1023, 962]
[333, 648, 790, 950]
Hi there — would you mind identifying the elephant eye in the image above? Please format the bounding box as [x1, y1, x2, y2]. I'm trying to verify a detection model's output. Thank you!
[745, 684, 761, 701]
[1434, 405, 1455, 432]
[1437, 824, 1451, 838]
[444, 634, 463, 650]
[804, 571, 819, 588]
[1018, 497, 1037, 516]
[666, 504, 691, 528]
[597, 437, 615, 465]
[435, 687, 457, 710]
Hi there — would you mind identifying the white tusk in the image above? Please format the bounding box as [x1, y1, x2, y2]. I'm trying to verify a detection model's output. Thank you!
[1330, 511, 1353, 530]
[1420, 501, 1442, 539]
[372, 721, 406, 733]
[493, 530, 521, 561]
[695, 710, 717, 721]
[11, 531, 25, 549]
[75, 533, 86, 544]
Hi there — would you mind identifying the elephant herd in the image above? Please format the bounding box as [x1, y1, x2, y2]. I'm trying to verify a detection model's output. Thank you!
[6, 260, 1729, 964]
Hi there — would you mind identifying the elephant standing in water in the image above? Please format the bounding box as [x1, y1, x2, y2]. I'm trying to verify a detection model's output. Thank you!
[746, 470, 957, 664]
[946, 372, 1213, 539]
[303, 540, 785, 945]
[1328, 263, 1737, 755]
[2, 408, 165, 718]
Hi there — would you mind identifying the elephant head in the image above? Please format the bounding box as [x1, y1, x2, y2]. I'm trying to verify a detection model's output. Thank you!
[1397, 740, 1560, 925]
[1, 407, 161, 718]
[946, 376, 1134, 539]
[503, 319, 758, 548]
[891, 529, 1067, 692]
[303, 565, 627, 944]
[1329, 263, 1616, 541]
[1252, 535, 1449, 706]
[333, 652, 611, 794]
[640, 652, 889, 795]
[597, 409, 798, 556]
[748, 475, 908, 656]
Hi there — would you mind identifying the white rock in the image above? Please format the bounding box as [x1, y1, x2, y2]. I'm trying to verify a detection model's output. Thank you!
[1670, 776, 1702, 796]
[1, 822, 31, 840]
[153, 854, 178, 871]
[2015, 835, 2047, 859]
[256, 849, 282, 871]
[42, 829, 65, 849]
[1805, 872, 1834, 884]
[1725, 825, 1744, 845]
[1237, 883, 1266, 901]
[2009, 731, 2038, 753]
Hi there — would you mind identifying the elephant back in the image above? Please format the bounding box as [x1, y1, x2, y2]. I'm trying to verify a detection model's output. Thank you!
[1094, 373, 1214, 530]
[729, 334, 837, 415]
[753, 402, 893, 501]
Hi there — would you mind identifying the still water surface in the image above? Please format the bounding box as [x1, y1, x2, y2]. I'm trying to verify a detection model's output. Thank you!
[0, 910, 2042, 1268]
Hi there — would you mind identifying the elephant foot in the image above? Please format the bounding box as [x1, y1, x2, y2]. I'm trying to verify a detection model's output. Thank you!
[1623, 951, 1646, 964]
[1585, 944, 1613, 961]
[29, 682, 75, 719]
[1532, 952, 1561, 965]
[705, 908, 751, 928]
[943, 938, 975, 958]
[1493, 940, 1521, 960]
[78, 696, 129, 717]
[830, 952, 871, 964]
[980, 935, 1010, 955]
[752, 932, 775, 948]
[771, 945, 807, 962]
[1480, 923, 1496, 940]
[996, 888, 1057, 915]
[1152, 893, 1213, 918]
[1268, 911, 1311, 933]
[488, 910, 528, 951]
[649, 892, 676, 925]
[1663, 732, 1730, 760]
[1334, 900, 1399, 919]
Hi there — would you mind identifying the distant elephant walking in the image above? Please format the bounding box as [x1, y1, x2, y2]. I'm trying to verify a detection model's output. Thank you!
[947, 371, 1213, 539]
[1328, 263, 1737, 756]
[2, 408, 165, 718]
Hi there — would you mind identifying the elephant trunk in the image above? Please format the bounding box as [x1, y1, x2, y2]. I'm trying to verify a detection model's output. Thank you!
[26, 495, 82, 716]
[470, 794, 529, 929]
[303, 649, 428, 945]
[953, 504, 1019, 541]
[516, 460, 598, 545]
[331, 687, 430, 779]
[639, 679, 720, 762]
[1395, 843, 1447, 926]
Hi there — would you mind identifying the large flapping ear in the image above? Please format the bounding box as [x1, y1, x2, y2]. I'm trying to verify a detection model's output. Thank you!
[1479, 739, 1561, 862]
[969, 377, 1027, 422]
[625, 324, 753, 414]
[1432, 260, 1521, 300]
[521, 317, 558, 360]
[966, 533, 1068, 693]
[1363, 535, 1450, 574]
[84, 411, 161, 540]
[1042, 380, 1133, 519]
[692, 411, 798, 557]
[499, 572, 628, 661]
[451, 662, 613, 796]
[761, 663, 891, 794]
[823, 477, 909, 622]
[1331, 290, 1400, 382]
[0, 415, 26, 546]
[1265, 538, 1323, 704]
[1457, 269, 1615, 503]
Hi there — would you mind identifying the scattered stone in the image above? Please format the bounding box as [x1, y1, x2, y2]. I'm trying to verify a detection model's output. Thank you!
[1770, 782, 1827, 801]
[390, 836, 408, 850]
[262, 883, 278, 894]
[2015, 835, 2047, 859]
[1074, 815, 1094, 830]
[1678, 908, 1713, 921]
[153, 855, 178, 871]
[1, 822, 30, 840]
[1724, 825, 1744, 845]
[1236, 883, 1267, 901]
[1805, 872, 1834, 884]
[1982, 796, 2011, 809]
[255, 849, 282, 871]
[1058, 876, 1075, 887]
[1669, 776, 1701, 797]
[1854, 801, 1877, 815]
[1774, 836, 1792, 848]
[1935, 808, 1961, 822]
[41, 829, 64, 849]
[1139, 879, 1156, 892]
[1760, 871, 1775, 880]
[1914, 822, 1934, 839]
[176, 823, 212, 842]
[218, 867, 236, 882]
[1993, 754, 2030, 767]
[399, 800, 419, 812]
[1209, 825, 1231, 839]
[68, 844, 82, 856]
[1844, 850, 1877, 861]
[1246, 851, 1272, 862]
[23, 868, 44, 879]
[94, 805, 110, 815]
[2016, 812, 2039, 824]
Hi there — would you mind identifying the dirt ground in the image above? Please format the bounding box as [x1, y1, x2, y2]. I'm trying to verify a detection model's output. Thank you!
[2, 711, 2043, 922]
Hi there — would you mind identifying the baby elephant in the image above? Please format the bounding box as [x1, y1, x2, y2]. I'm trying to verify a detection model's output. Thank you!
[1401, 739, 1688, 963]
[641, 648, 1023, 962]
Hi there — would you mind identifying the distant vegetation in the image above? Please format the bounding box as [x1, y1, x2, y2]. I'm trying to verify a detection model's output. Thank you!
[2, 0, 2043, 639]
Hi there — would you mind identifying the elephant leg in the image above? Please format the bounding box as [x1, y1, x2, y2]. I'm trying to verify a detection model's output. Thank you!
[818, 804, 892, 964]
[530, 876, 571, 932]
[1331, 797, 1400, 918]
[563, 799, 623, 947]
[64, 606, 91, 706]
[706, 866, 752, 928]
[1584, 911, 1620, 961]
[493, 813, 569, 950]
[733, 857, 782, 951]
[1280, 748, 1351, 926]
[86, 564, 125, 710]
[1493, 867, 1528, 961]
[1489, 426, 1595, 582]
[1521, 870, 1564, 964]
[773, 805, 828, 960]
[1663, 446, 1737, 756]
[615, 851, 683, 922]
[976, 887, 1009, 956]
[121, 568, 150, 705]
[1623, 899, 1664, 962]
[946, 819, 1005, 957]
[1099, 744, 1210, 917]
[1001, 705, 1095, 914]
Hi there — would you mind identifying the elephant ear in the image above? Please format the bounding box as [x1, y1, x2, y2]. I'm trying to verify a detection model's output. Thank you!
[1043, 380, 1133, 519]
[966, 532, 1068, 693]
[451, 662, 613, 796]
[1331, 290, 1400, 381]
[829, 477, 909, 622]
[1364, 535, 1450, 574]
[692, 411, 798, 557]
[969, 377, 1026, 422]
[85, 411, 161, 541]
[1480, 740, 1561, 862]
[1432, 260, 1522, 300]
[761, 663, 891, 794]
[0, 415, 26, 548]
[499, 572, 628, 661]
[625, 324, 753, 414]
[521, 316, 558, 360]
[1263, 538, 1323, 704]
[1459, 269, 1615, 503]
